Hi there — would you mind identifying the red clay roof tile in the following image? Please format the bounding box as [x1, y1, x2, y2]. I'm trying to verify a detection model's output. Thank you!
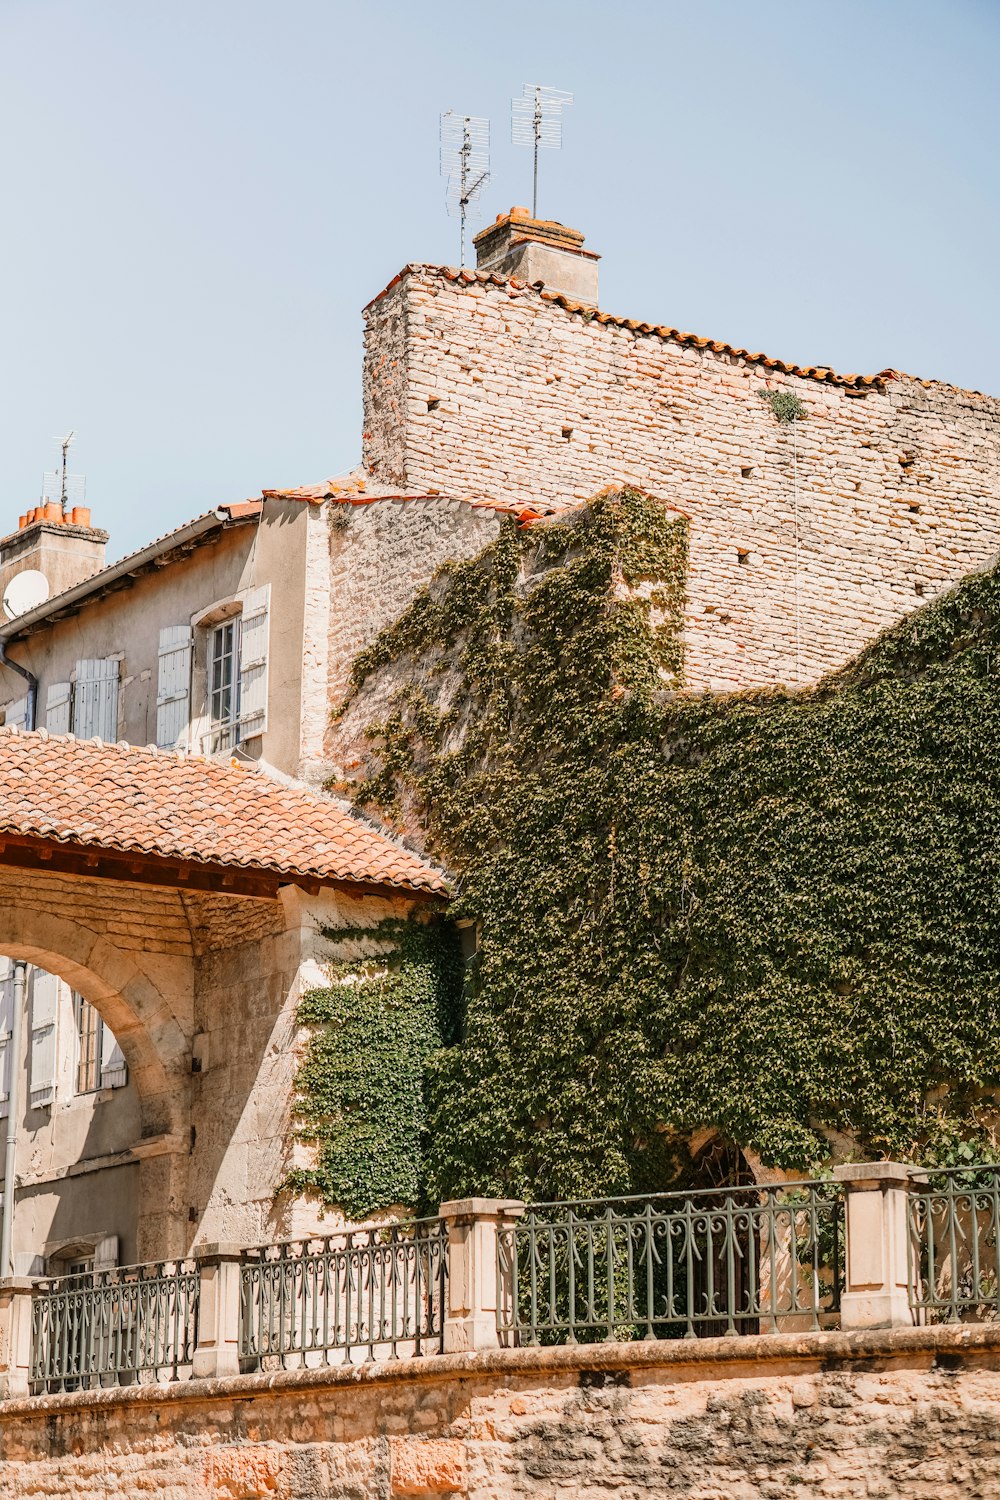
[0, 729, 446, 897]
[363, 263, 987, 398]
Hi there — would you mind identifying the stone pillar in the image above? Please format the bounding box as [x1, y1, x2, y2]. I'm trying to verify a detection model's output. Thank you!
[191, 1243, 244, 1379]
[438, 1198, 525, 1353]
[833, 1161, 921, 1329]
[0, 1278, 35, 1397]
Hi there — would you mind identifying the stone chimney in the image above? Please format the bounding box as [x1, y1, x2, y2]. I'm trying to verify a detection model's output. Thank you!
[0, 503, 108, 608]
[474, 207, 600, 305]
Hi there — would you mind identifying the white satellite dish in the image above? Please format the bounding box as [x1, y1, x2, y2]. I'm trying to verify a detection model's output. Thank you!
[3, 569, 50, 620]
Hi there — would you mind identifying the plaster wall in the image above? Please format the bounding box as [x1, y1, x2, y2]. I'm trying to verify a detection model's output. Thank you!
[363, 269, 1000, 689]
[1, 1327, 999, 1498]
[0, 500, 314, 778]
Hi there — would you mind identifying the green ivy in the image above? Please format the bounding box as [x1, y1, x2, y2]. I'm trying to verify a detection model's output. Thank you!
[287, 917, 463, 1218]
[310, 486, 1000, 1213]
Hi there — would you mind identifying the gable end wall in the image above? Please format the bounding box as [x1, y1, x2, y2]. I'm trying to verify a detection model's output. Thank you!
[363, 270, 1000, 689]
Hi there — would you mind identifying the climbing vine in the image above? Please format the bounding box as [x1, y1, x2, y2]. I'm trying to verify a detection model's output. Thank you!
[287, 916, 463, 1219]
[300, 486, 1000, 1215]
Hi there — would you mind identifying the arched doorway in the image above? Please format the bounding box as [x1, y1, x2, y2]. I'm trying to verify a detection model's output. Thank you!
[689, 1137, 760, 1337]
[0, 957, 142, 1274]
[0, 892, 195, 1262]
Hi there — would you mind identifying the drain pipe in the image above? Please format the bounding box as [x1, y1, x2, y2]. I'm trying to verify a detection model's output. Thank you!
[0, 639, 37, 730]
[0, 961, 27, 1276]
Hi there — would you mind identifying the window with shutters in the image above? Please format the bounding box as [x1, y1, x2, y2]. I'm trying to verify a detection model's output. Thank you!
[2, 695, 28, 729]
[46, 681, 72, 734]
[202, 585, 269, 754]
[209, 618, 240, 752]
[156, 625, 193, 749]
[73, 658, 120, 741]
[73, 993, 127, 1094]
[75, 994, 101, 1094]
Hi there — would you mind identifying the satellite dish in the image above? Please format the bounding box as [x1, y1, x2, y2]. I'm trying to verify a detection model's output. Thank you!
[3, 569, 50, 620]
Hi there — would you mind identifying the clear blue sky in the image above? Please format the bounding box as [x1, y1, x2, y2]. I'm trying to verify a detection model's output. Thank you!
[2, 0, 998, 560]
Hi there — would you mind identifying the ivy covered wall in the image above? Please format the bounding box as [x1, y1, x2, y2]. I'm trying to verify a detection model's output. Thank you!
[300, 488, 1000, 1214]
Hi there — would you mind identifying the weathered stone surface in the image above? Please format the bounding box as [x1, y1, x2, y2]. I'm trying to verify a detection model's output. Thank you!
[2, 1326, 1000, 1498]
[363, 268, 1000, 693]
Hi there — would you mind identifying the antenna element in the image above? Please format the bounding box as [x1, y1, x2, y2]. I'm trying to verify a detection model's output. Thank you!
[440, 111, 490, 267]
[511, 84, 573, 219]
[41, 432, 85, 516]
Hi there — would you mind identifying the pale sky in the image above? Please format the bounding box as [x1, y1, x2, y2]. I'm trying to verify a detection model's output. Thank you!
[2, 0, 998, 559]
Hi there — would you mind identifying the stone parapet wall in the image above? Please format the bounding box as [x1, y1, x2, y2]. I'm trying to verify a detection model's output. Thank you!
[363, 269, 1000, 689]
[3, 1325, 1000, 1497]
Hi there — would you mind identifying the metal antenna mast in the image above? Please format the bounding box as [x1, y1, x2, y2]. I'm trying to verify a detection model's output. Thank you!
[58, 431, 74, 513]
[42, 432, 85, 517]
[511, 84, 573, 219]
[440, 111, 490, 267]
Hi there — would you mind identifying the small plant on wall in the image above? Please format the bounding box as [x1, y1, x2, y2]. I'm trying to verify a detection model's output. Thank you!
[758, 387, 807, 424]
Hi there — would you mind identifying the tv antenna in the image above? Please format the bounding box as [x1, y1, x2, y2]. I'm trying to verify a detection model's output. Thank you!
[41, 431, 85, 516]
[440, 111, 490, 267]
[511, 84, 573, 219]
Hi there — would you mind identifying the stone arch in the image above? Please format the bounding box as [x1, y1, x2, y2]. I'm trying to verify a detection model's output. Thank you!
[0, 907, 191, 1139]
[0, 896, 196, 1258]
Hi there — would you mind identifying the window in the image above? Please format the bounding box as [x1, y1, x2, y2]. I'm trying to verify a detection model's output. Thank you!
[209, 619, 240, 753]
[73, 994, 127, 1095]
[46, 659, 120, 739]
[201, 585, 270, 754]
[2, 695, 28, 729]
[74, 658, 120, 740]
[75, 994, 101, 1094]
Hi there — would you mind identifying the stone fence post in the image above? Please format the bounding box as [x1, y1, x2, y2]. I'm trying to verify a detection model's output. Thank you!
[438, 1198, 525, 1353]
[0, 1278, 35, 1397]
[833, 1161, 924, 1330]
[191, 1243, 244, 1379]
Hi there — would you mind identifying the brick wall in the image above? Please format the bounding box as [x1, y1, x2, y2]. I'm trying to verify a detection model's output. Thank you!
[3, 1326, 1000, 1498]
[362, 268, 1000, 689]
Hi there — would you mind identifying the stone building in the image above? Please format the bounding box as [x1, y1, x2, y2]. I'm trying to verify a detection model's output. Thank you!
[0, 207, 997, 1275]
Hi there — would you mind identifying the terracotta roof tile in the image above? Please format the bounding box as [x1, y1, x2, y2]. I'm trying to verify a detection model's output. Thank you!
[262, 472, 556, 526]
[0, 729, 446, 897]
[365, 263, 990, 399]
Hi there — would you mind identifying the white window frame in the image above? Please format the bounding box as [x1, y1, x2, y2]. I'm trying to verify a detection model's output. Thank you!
[192, 586, 270, 756]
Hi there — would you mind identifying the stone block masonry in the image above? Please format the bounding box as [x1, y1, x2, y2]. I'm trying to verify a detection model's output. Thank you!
[363, 267, 1000, 690]
[3, 1326, 1000, 1497]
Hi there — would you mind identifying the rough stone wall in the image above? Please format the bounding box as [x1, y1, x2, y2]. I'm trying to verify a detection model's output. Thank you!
[187, 883, 425, 1248]
[3, 1328, 1000, 1498]
[363, 282, 411, 488]
[362, 270, 1000, 689]
[326, 498, 500, 776]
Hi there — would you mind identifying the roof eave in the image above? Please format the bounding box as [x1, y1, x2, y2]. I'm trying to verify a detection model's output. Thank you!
[0, 506, 261, 644]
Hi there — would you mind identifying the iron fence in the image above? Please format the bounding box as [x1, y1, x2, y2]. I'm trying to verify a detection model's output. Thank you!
[908, 1165, 1000, 1323]
[239, 1218, 449, 1368]
[30, 1259, 199, 1394]
[497, 1180, 844, 1345]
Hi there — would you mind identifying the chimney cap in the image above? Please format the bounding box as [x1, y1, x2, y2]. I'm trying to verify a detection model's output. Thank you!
[474, 207, 599, 305]
[473, 206, 596, 260]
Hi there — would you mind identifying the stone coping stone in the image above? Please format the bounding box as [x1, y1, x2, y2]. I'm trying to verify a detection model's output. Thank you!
[4, 1322, 1000, 1419]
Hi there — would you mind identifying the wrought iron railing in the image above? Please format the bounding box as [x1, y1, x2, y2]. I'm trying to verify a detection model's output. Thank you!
[497, 1181, 844, 1345]
[239, 1217, 449, 1368]
[908, 1165, 1000, 1323]
[30, 1260, 199, 1394]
